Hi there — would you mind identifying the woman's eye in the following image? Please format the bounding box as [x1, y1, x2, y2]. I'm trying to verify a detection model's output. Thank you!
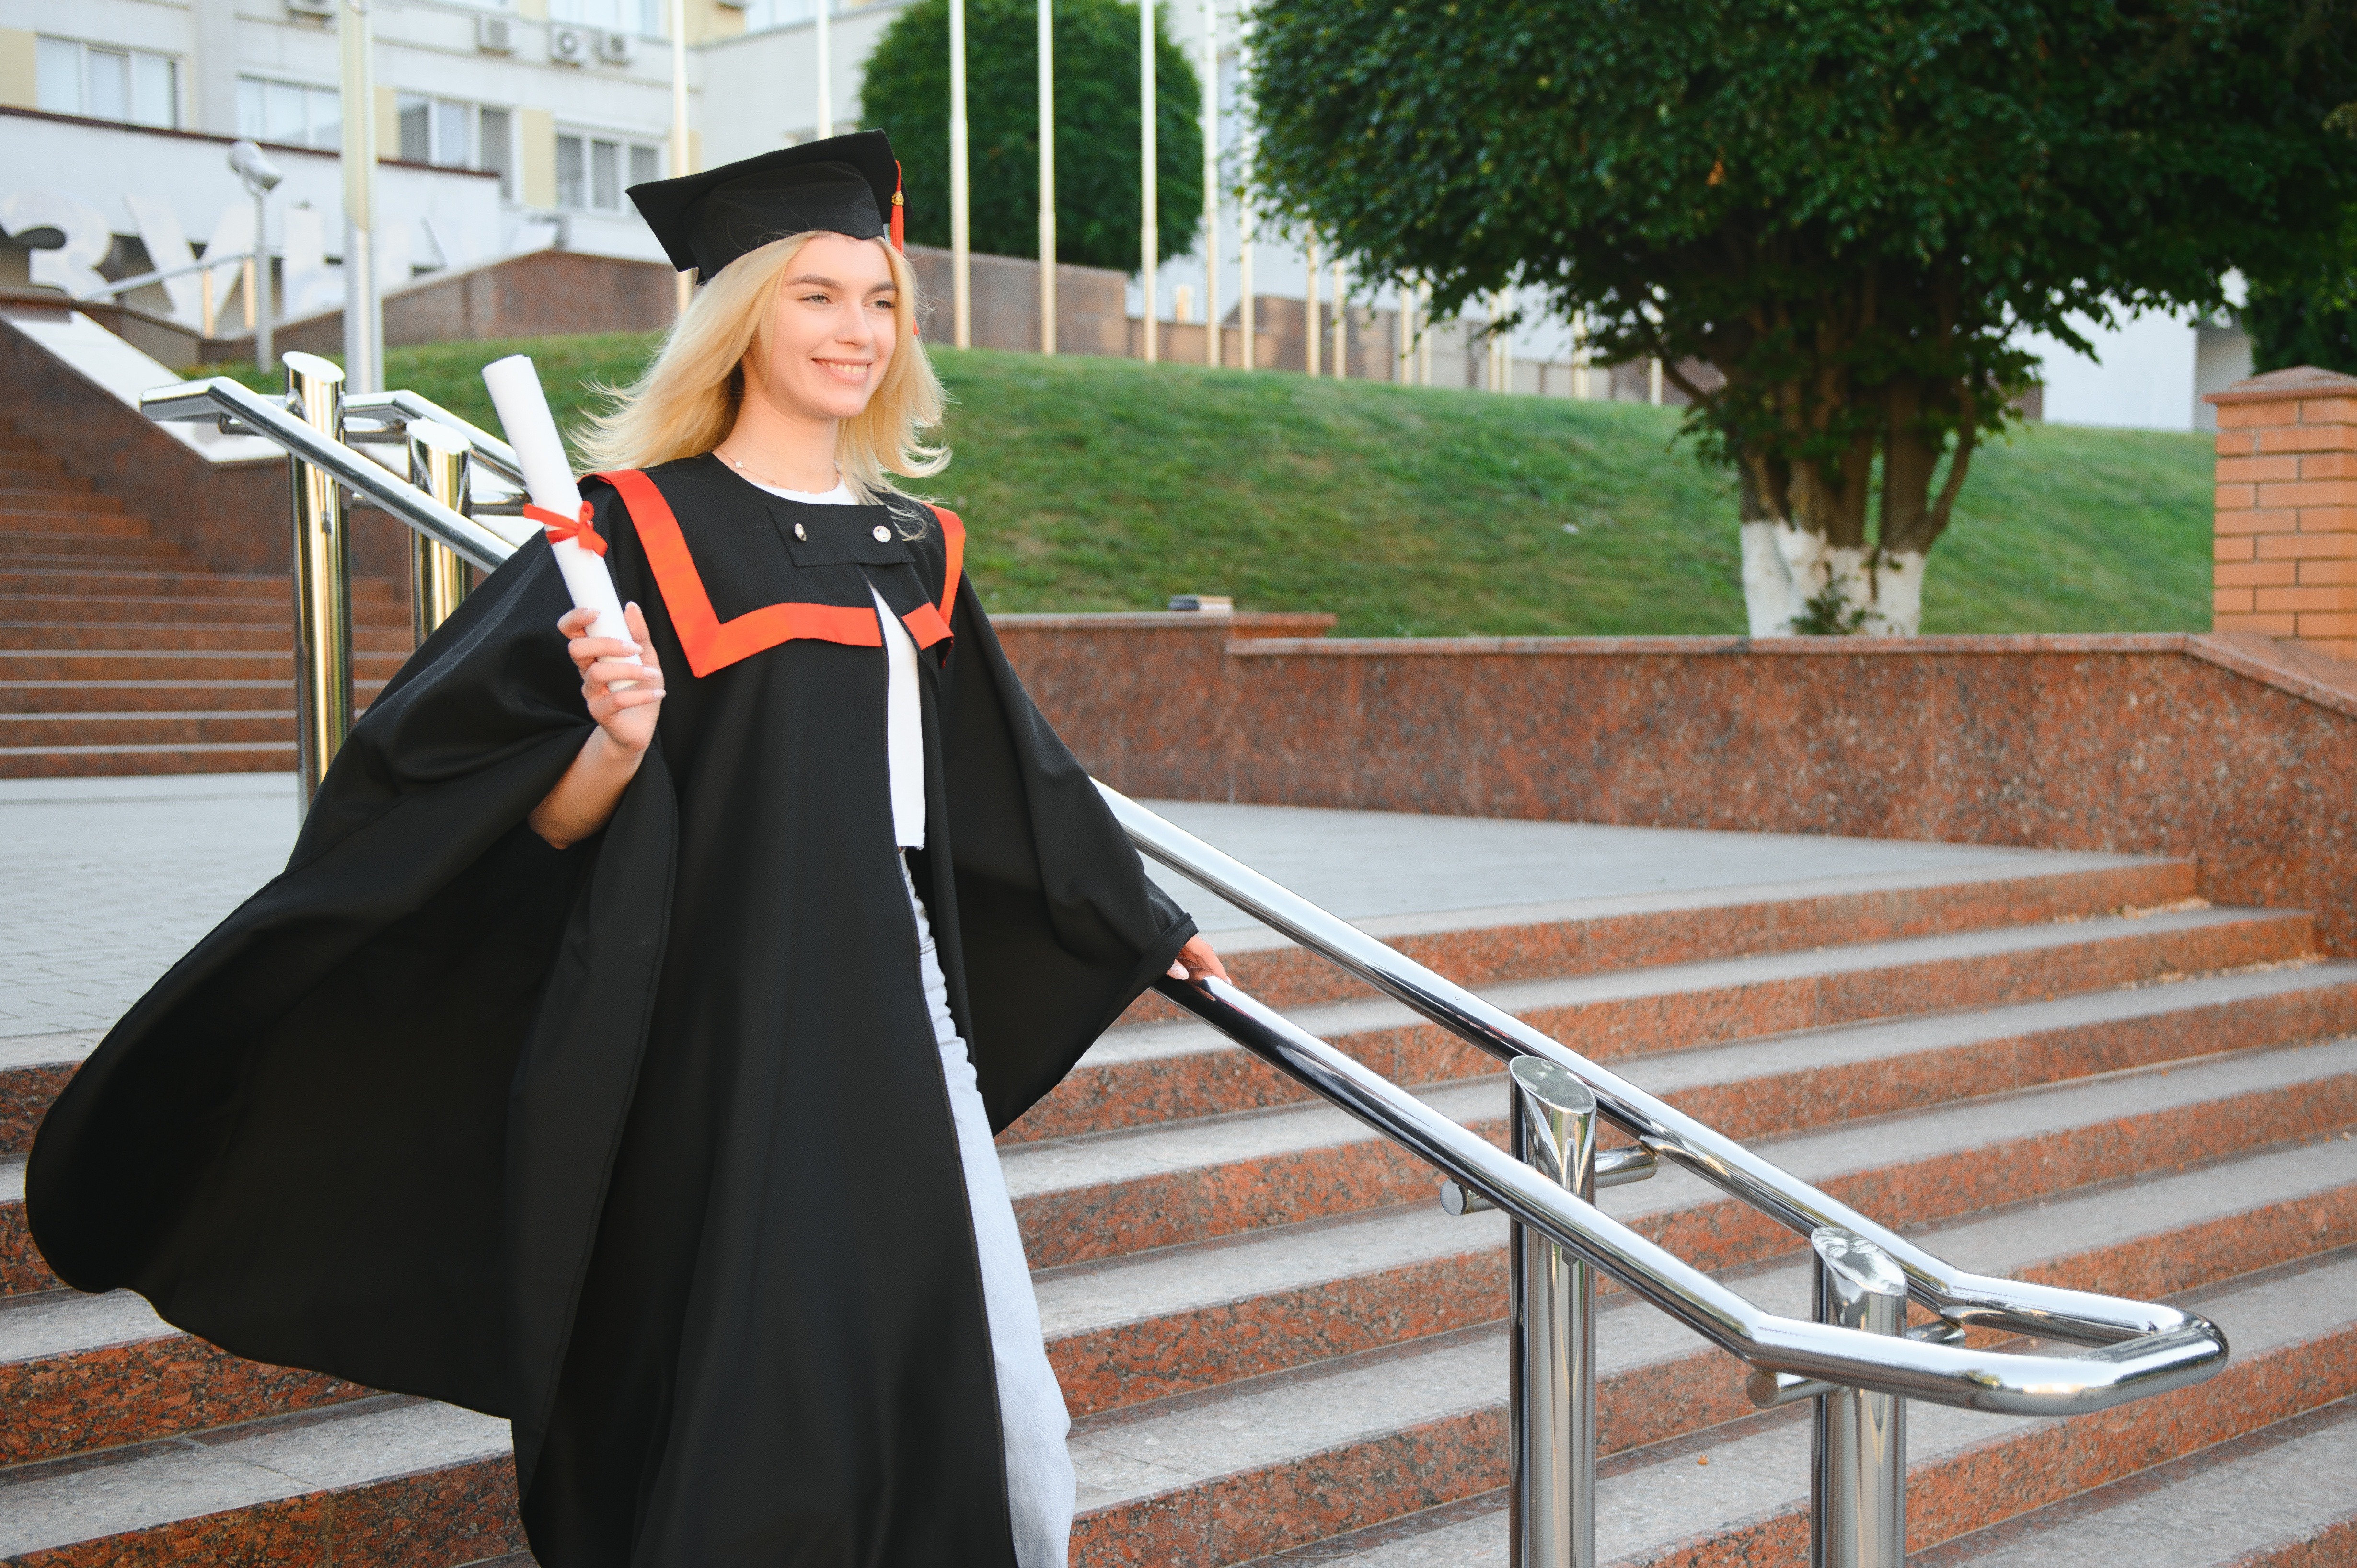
[801, 293, 831, 305]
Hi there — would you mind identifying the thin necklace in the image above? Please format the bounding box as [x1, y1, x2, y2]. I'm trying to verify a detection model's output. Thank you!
[717, 444, 837, 495]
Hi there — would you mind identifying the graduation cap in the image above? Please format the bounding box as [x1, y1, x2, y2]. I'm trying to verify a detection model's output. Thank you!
[628, 129, 905, 284]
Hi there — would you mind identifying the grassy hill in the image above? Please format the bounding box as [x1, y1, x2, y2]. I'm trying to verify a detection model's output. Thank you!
[230, 335, 2213, 637]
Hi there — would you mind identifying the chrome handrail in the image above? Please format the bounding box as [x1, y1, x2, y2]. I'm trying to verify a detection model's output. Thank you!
[1098, 784, 2215, 1355]
[1156, 970, 2225, 1416]
[142, 375, 516, 572]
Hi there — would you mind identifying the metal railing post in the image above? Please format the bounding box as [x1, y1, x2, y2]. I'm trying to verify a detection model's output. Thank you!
[283, 352, 353, 810]
[405, 420, 474, 645]
[1812, 1227, 1908, 1568]
[1510, 1056, 1598, 1568]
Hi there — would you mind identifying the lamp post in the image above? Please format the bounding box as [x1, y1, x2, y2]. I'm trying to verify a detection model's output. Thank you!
[337, 0, 383, 393]
[1304, 236, 1319, 376]
[1038, 0, 1056, 355]
[229, 140, 282, 370]
[951, 0, 971, 347]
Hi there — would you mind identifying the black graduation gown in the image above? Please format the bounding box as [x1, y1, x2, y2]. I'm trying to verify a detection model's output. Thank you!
[25, 453, 1195, 1568]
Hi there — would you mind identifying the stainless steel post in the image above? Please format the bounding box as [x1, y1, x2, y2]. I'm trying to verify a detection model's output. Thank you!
[284, 351, 352, 810]
[1509, 1056, 1598, 1568]
[1812, 1227, 1909, 1568]
[405, 420, 473, 645]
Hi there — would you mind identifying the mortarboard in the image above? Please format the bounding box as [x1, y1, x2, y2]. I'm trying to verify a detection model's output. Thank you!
[627, 130, 905, 284]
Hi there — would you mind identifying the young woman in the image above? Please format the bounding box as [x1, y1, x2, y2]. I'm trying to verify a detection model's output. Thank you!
[28, 131, 1223, 1568]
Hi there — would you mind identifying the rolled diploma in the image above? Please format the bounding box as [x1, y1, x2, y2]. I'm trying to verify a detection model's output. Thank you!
[480, 355, 638, 689]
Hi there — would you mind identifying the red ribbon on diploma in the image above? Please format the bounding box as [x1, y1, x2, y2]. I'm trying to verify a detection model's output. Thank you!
[526, 500, 608, 556]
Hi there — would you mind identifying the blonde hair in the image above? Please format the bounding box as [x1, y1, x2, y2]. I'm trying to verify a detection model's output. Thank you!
[575, 232, 948, 498]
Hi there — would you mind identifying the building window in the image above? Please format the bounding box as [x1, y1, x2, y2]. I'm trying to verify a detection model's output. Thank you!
[550, 0, 665, 38]
[394, 95, 517, 199]
[37, 38, 178, 129]
[741, 0, 819, 30]
[555, 132, 665, 210]
[236, 76, 340, 149]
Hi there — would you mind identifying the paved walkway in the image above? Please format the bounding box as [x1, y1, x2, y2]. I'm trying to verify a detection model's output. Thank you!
[0, 773, 2142, 1044]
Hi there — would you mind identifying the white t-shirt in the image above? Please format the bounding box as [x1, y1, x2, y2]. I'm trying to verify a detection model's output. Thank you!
[753, 477, 927, 851]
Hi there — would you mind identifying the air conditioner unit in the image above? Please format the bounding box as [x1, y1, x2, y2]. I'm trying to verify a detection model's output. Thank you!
[476, 15, 515, 52]
[598, 30, 637, 64]
[549, 25, 591, 64]
[286, 0, 335, 17]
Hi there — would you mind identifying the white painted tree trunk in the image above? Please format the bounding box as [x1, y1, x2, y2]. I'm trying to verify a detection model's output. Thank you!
[1738, 520, 1925, 637]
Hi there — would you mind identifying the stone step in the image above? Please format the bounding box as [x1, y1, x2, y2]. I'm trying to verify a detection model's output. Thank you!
[1015, 927, 2345, 1146]
[0, 1288, 368, 1466]
[0, 466, 80, 490]
[0, 544, 190, 570]
[0, 650, 410, 684]
[0, 1393, 522, 1568]
[1122, 853, 2198, 1023]
[1910, 1394, 2357, 1566]
[1004, 1033, 2357, 1269]
[0, 594, 406, 627]
[1069, 1251, 2357, 1566]
[1038, 1130, 2357, 1420]
[0, 567, 403, 604]
[0, 706, 389, 748]
[0, 622, 415, 652]
[0, 487, 122, 513]
[0, 679, 390, 715]
[0, 742, 301, 781]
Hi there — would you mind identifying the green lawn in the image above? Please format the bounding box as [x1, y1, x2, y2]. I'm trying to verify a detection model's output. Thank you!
[222, 336, 2213, 637]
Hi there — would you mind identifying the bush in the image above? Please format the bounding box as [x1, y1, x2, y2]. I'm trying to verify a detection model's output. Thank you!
[864, 0, 1202, 273]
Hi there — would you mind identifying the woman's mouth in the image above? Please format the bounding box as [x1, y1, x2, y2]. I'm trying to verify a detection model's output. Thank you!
[815, 358, 871, 383]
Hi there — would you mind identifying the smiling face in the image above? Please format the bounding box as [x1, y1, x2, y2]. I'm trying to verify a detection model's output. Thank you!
[742, 231, 901, 426]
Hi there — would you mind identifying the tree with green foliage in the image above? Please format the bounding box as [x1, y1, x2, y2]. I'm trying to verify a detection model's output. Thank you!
[865, 0, 1202, 273]
[1250, 0, 2357, 635]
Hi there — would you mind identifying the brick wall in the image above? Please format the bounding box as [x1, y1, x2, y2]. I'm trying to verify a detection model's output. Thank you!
[2209, 364, 2357, 660]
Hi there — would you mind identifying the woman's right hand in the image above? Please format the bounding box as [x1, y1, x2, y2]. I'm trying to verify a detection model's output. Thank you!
[559, 601, 666, 756]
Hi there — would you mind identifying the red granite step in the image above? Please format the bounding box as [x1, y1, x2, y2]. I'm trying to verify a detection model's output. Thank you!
[1012, 905, 2318, 1156]
[0, 742, 300, 780]
[1119, 857, 2200, 1023]
[0, 594, 294, 625]
[0, 651, 409, 683]
[0, 534, 182, 561]
[1005, 1033, 2357, 1268]
[0, 712, 302, 748]
[0, 486, 120, 509]
[0, 1395, 523, 1568]
[0, 623, 414, 652]
[1040, 1131, 2357, 1420]
[0, 682, 303, 715]
[0, 568, 289, 600]
[1065, 1250, 2357, 1567]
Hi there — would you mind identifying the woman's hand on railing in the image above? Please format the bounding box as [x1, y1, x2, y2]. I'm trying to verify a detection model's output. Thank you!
[527, 603, 665, 849]
[1169, 934, 1230, 984]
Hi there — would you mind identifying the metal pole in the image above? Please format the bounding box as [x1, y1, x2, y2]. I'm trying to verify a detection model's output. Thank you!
[1201, 0, 1217, 367]
[816, 0, 833, 139]
[407, 421, 474, 646]
[1038, 0, 1055, 355]
[339, 0, 382, 393]
[671, 0, 692, 320]
[1509, 1056, 1598, 1568]
[1304, 236, 1318, 376]
[254, 187, 273, 369]
[1238, 224, 1253, 370]
[1330, 257, 1346, 379]
[284, 352, 353, 811]
[950, 0, 971, 348]
[1139, 0, 1157, 363]
[1812, 1227, 1908, 1568]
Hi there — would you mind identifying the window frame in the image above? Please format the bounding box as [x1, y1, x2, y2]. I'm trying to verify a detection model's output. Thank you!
[35, 36, 179, 130]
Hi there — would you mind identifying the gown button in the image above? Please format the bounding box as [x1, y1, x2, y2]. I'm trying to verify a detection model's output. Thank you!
[794, 522, 807, 540]
[872, 524, 891, 542]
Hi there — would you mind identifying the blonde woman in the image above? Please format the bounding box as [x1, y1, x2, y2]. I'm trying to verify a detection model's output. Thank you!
[29, 132, 1223, 1568]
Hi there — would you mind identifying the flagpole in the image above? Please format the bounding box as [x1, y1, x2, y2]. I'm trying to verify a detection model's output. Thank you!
[816, 0, 833, 138]
[1038, 0, 1056, 355]
[950, 0, 971, 348]
[670, 0, 692, 320]
[1200, 0, 1217, 367]
[337, 0, 382, 392]
[1139, 0, 1157, 363]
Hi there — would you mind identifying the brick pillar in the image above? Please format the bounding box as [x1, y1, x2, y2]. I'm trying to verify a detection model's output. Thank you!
[2208, 364, 2357, 660]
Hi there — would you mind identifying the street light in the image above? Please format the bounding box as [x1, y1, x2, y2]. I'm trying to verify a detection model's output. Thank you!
[229, 139, 283, 369]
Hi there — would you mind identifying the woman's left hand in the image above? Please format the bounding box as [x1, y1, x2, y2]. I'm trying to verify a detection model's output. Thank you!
[1168, 934, 1230, 985]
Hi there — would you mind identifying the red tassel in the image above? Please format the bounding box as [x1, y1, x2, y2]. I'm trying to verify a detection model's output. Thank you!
[891, 160, 906, 252]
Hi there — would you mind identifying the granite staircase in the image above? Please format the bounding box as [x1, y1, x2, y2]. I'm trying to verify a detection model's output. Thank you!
[0, 418, 408, 780]
[3, 844, 2354, 1563]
